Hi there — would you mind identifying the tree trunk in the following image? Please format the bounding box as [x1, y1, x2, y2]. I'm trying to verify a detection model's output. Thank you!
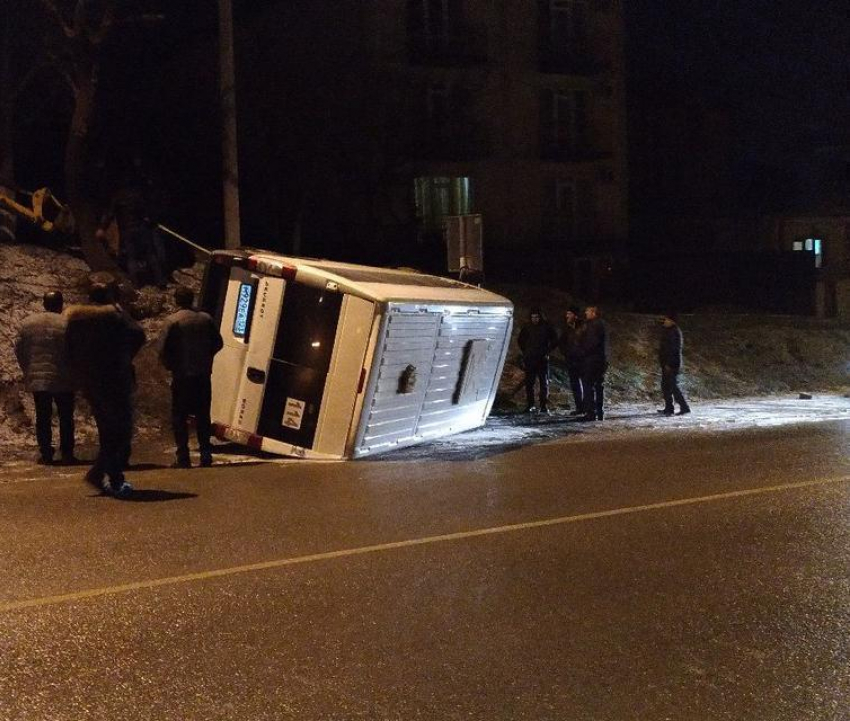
[64, 74, 115, 272]
[0, 0, 16, 242]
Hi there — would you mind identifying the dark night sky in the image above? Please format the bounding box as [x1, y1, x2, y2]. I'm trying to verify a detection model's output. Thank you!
[626, 0, 850, 152]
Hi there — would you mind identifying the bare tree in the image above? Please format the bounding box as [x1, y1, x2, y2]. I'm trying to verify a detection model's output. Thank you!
[15, 0, 162, 269]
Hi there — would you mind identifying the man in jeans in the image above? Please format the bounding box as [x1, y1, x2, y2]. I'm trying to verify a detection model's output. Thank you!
[15, 291, 76, 464]
[157, 286, 223, 467]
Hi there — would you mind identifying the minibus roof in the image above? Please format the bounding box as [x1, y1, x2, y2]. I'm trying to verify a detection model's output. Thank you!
[216, 250, 513, 307]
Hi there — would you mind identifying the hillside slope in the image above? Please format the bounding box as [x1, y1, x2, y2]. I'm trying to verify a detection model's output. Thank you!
[493, 282, 850, 412]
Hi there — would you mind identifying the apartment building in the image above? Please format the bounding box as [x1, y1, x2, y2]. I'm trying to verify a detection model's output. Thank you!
[236, 0, 628, 284]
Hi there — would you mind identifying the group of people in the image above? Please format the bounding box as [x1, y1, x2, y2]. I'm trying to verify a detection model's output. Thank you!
[517, 305, 691, 421]
[14, 283, 223, 498]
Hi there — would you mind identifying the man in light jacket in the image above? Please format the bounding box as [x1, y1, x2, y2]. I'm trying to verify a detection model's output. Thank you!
[157, 286, 224, 468]
[15, 291, 76, 464]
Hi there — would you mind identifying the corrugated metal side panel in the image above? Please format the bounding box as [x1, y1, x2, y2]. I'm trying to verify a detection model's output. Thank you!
[356, 307, 512, 455]
[415, 313, 511, 435]
[359, 312, 440, 448]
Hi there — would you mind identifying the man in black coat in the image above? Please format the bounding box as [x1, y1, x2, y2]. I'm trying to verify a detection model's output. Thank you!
[558, 305, 585, 415]
[658, 312, 691, 416]
[517, 307, 558, 413]
[66, 283, 146, 497]
[157, 286, 224, 468]
[580, 305, 609, 421]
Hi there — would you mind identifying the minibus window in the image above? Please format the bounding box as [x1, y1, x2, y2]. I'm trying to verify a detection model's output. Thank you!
[273, 283, 342, 372]
[199, 260, 230, 324]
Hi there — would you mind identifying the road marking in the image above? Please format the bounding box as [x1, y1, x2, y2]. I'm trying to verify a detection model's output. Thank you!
[1, 475, 848, 614]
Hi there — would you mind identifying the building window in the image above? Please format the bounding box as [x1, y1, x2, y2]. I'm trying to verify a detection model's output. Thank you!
[427, 81, 451, 136]
[550, 177, 593, 243]
[539, 0, 594, 73]
[793, 238, 823, 268]
[542, 89, 588, 156]
[424, 0, 450, 44]
[555, 179, 578, 223]
[549, 0, 588, 48]
[409, 0, 457, 49]
[414, 176, 473, 233]
[408, 0, 487, 66]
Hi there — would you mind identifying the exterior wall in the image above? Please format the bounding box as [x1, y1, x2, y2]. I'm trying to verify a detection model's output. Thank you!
[237, 1, 628, 281]
[376, 0, 629, 259]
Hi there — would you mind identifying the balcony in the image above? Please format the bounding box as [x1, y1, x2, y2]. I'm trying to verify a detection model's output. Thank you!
[540, 141, 612, 163]
[407, 28, 488, 67]
[538, 46, 609, 76]
[409, 122, 490, 162]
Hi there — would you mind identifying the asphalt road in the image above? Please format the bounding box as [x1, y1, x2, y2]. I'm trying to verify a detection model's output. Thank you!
[1, 413, 849, 720]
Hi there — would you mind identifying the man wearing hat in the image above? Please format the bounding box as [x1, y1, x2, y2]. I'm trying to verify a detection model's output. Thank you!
[517, 307, 558, 413]
[658, 311, 691, 416]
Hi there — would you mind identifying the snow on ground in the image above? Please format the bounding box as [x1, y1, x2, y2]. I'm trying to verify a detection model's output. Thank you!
[2, 241, 849, 466]
[0, 242, 204, 459]
[379, 394, 850, 462]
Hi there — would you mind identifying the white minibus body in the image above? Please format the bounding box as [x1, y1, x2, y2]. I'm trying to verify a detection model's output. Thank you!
[200, 250, 513, 459]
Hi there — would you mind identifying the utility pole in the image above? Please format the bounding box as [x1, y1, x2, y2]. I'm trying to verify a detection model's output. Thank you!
[219, 0, 241, 248]
[0, 0, 16, 242]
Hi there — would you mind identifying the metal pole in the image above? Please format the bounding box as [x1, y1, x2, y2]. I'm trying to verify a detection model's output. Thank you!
[219, 0, 241, 248]
[156, 223, 212, 255]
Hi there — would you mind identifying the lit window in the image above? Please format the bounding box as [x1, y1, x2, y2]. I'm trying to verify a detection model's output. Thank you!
[414, 177, 474, 232]
[792, 238, 823, 268]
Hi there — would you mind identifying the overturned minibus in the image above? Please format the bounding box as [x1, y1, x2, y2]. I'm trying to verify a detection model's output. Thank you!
[200, 250, 513, 459]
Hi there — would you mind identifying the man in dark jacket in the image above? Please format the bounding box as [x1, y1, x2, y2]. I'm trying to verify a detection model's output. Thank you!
[66, 283, 146, 497]
[157, 286, 224, 467]
[15, 291, 76, 464]
[658, 312, 691, 416]
[580, 305, 609, 421]
[517, 307, 558, 413]
[558, 305, 585, 415]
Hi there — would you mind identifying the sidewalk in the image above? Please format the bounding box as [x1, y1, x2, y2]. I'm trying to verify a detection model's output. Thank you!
[3, 394, 849, 476]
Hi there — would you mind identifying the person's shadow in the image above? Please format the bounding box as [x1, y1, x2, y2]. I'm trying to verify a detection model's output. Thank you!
[122, 489, 197, 503]
[90, 489, 197, 503]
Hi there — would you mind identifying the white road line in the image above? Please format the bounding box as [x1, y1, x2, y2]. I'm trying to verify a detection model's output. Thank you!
[1, 475, 848, 614]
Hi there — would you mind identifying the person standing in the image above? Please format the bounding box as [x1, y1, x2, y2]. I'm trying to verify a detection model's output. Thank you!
[658, 312, 691, 416]
[157, 286, 224, 468]
[580, 305, 609, 421]
[15, 291, 76, 464]
[558, 305, 585, 415]
[517, 307, 558, 413]
[66, 283, 145, 497]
